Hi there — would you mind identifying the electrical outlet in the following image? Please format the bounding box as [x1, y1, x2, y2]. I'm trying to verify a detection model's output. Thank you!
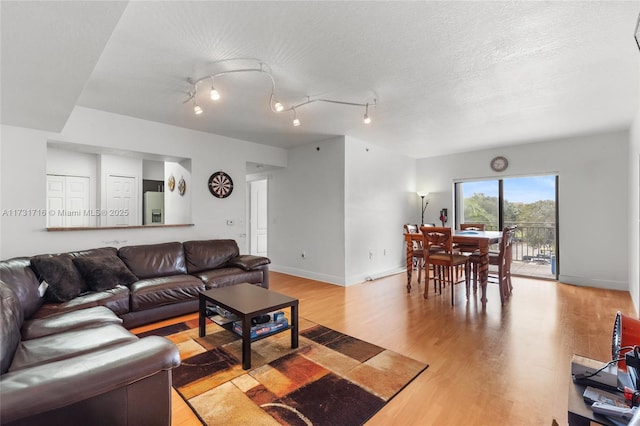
[383, 248, 387, 256]
[226, 219, 234, 226]
[369, 250, 374, 260]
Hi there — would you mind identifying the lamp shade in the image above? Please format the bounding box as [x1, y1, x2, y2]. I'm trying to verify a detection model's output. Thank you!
[612, 311, 640, 369]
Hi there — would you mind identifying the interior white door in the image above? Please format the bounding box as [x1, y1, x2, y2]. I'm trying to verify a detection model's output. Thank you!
[106, 175, 138, 226]
[46, 175, 90, 227]
[250, 179, 268, 256]
[66, 176, 91, 227]
[46, 175, 65, 228]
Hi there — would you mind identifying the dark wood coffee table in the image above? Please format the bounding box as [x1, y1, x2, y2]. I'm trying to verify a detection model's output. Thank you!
[198, 283, 299, 370]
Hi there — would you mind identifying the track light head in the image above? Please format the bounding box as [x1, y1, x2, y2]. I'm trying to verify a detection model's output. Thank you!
[363, 103, 371, 124]
[210, 87, 220, 101]
[209, 76, 221, 101]
[274, 101, 284, 112]
[292, 108, 300, 126]
[193, 103, 203, 115]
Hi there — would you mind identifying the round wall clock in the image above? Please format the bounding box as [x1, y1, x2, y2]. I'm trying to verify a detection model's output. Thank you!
[490, 156, 509, 172]
[178, 177, 186, 196]
[168, 175, 175, 191]
[208, 171, 234, 198]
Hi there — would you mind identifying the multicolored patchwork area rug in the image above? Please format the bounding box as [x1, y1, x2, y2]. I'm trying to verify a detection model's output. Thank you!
[137, 317, 428, 425]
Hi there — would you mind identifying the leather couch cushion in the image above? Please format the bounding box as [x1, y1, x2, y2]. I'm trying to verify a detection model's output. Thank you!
[21, 306, 123, 340]
[8, 324, 138, 372]
[0, 281, 23, 374]
[183, 239, 239, 274]
[30, 254, 88, 302]
[194, 267, 263, 289]
[130, 275, 204, 312]
[227, 254, 271, 270]
[32, 285, 130, 319]
[118, 242, 187, 279]
[73, 255, 138, 291]
[0, 257, 44, 319]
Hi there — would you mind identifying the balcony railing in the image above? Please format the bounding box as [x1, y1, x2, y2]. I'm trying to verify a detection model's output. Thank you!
[478, 222, 556, 279]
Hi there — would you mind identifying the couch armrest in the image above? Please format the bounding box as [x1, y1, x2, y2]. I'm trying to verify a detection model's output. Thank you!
[0, 336, 180, 424]
[227, 254, 270, 271]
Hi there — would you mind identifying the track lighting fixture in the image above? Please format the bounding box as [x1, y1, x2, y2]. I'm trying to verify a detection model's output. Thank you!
[185, 58, 376, 126]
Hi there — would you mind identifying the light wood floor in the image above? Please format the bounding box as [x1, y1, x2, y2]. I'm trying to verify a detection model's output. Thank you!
[135, 271, 637, 426]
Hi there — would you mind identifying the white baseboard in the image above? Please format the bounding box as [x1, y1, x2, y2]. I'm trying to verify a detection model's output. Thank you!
[269, 264, 346, 286]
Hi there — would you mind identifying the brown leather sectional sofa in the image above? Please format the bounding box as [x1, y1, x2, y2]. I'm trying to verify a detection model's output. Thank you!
[0, 239, 270, 425]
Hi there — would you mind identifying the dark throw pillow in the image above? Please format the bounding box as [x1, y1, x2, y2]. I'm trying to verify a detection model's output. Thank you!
[30, 254, 88, 303]
[72, 255, 138, 292]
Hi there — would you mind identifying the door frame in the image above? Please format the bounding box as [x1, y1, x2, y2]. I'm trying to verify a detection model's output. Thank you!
[454, 174, 559, 279]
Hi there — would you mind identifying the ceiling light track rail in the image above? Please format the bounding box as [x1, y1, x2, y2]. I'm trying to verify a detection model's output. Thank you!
[184, 58, 376, 126]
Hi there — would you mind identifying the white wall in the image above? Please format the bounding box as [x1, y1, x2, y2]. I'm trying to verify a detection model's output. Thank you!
[268, 137, 346, 284]
[630, 111, 640, 312]
[267, 136, 416, 286]
[0, 106, 287, 258]
[143, 160, 165, 181]
[344, 136, 416, 284]
[417, 129, 630, 291]
[164, 160, 191, 225]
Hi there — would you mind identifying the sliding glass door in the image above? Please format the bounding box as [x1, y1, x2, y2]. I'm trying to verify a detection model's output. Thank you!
[455, 175, 558, 280]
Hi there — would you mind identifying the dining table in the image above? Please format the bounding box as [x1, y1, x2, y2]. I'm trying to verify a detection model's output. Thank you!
[404, 229, 502, 305]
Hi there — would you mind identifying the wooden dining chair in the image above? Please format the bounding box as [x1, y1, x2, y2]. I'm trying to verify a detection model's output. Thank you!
[451, 223, 486, 282]
[470, 225, 516, 305]
[455, 223, 486, 253]
[420, 226, 470, 306]
[403, 224, 424, 286]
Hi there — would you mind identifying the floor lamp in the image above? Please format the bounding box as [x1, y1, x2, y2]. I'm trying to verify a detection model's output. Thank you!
[417, 192, 429, 225]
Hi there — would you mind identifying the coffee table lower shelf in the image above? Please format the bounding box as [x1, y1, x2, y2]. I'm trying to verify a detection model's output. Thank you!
[209, 315, 291, 342]
[198, 284, 299, 370]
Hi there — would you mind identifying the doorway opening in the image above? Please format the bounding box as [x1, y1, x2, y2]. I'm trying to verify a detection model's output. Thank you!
[454, 175, 558, 280]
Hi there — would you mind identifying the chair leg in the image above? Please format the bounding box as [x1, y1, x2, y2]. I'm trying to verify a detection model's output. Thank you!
[465, 264, 470, 299]
[423, 265, 429, 299]
[450, 266, 455, 306]
[473, 262, 478, 294]
[498, 270, 506, 305]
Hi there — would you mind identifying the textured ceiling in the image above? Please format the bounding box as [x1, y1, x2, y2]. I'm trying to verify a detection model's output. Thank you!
[2, 1, 639, 159]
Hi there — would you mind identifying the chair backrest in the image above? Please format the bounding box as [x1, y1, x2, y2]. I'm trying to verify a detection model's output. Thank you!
[420, 226, 454, 255]
[498, 225, 517, 262]
[404, 224, 422, 250]
[403, 224, 419, 234]
[460, 223, 485, 231]
[506, 225, 517, 256]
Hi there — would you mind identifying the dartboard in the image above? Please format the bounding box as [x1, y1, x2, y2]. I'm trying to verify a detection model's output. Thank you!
[208, 171, 233, 198]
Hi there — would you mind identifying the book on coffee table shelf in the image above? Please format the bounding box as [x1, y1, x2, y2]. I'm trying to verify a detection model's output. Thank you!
[206, 305, 240, 325]
[232, 312, 289, 339]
